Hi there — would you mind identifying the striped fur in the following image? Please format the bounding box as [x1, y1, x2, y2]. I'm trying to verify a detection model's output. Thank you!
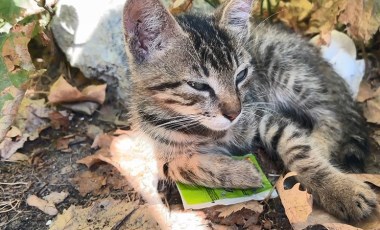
[122, 0, 377, 221]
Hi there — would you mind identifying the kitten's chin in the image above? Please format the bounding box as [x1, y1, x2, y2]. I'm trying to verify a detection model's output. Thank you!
[201, 117, 233, 131]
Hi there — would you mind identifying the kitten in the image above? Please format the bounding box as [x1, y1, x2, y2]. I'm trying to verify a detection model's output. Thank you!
[122, 0, 377, 222]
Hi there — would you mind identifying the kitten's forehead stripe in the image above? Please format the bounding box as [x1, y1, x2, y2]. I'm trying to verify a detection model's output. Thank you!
[177, 14, 236, 72]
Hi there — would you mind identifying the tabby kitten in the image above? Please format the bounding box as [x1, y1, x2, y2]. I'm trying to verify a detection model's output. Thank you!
[122, 0, 377, 221]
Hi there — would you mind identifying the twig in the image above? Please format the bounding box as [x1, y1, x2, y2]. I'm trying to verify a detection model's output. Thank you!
[110, 209, 136, 230]
[0, 182, 29, 185]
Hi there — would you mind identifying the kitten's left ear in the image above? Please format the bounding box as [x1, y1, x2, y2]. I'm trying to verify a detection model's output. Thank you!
[219, 0, 254, 40]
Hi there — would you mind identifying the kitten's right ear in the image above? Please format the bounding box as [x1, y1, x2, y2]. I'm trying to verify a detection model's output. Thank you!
[123, 0, 184, 63]
[218, 0, 254, 41]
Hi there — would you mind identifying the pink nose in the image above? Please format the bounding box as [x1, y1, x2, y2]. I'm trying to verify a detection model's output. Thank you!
[223, 111, 240, 121]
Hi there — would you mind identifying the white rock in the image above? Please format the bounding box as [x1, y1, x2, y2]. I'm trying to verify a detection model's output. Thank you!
[310, 30, 365, 98]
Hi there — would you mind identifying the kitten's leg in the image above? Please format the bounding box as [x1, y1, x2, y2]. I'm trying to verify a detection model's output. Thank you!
[160, 152, 262, 189]
[259, 115, 377, 221]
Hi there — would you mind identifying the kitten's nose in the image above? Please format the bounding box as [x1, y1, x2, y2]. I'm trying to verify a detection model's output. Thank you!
[222, 109, 241, 121]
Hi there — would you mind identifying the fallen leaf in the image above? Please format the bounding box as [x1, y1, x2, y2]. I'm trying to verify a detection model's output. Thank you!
[278, 0, 313, 30]
[356, 81, 380, 102]
[350, 174, 380, 188]
[338, 0, 380, 43]
[0, 135, 28, 159]
[26, 195, 58, 216]
[61, 101, 99, 115]
[71, 170, 107, 196]
[91, 133, 113, 149]
[86, 124, 103, 139]
[276, 172, 313, 225]
[48, 75, 106, 104]
[6, 126, 21, 138]
[49, 198, 146, 230]
[43, 191, 69, 204]
[216, 201, 263, 218]
[6, 152, 29, 162]
[169, 0, 193, 15]
[55, 135, 75, 151]
[2, 22, 36, 72]
[373, 130, 380, 147]
[49, 111, 69, 129]
[76, 148, 108, 168]
[363, 97, 380, 124]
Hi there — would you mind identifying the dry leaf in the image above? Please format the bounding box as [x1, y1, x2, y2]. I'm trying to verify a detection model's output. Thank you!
[356, 81, 380, 102]
[91, 133, 114, 149]
[43, 191, 69, 204]
[350, 174, 380, 188]
[71, 170, 107, 196]
[76, 148, 109, 168]
[49, 198, 145, 230]
[278, 0, 313, 30]
[6, 126, 22, 138]
[49, 111, 69, 129]
[216, 201, 263, 218]
[276, 172, 313, 225]
[169, 0, 193, 15]
[2, 22, 36, 72]
[6, 152, 29, 162]
[56, 135, 75, 151]
[0, 135, 28, 160]
[48, 76, 106, 105]
[307, 0, 348, 36]
[61, 101, 99, 115]
[373, 130, 380, 147]
[338, 0, 380, 43]
[86, 125, 103, 139]
[363, 97, 380, 124]
[26, 195, 58, 216]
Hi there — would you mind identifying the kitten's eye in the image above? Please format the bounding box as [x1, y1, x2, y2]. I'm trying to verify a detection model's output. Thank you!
[236, 68, 248, 85]
[187, 81, 211, 91]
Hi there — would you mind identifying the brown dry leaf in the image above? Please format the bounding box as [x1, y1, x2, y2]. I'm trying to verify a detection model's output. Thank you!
[91, 133, 114, 149]
[0, 135, 28, 159]
[49, 111, 69, 129]
[356, 81, 380, 102]
[15, 97, 51, 141]
[26, 195, 58, 216]
[48, 75, 107, 104]
[350, 174, 380, 188]
[216, 201, 263, 218]
[338, 0, 380, 43]
[86, 124, 103, 139]
[61, 101, 99, 115]
[6, 126, 22, 138]
[1, 97, 51, 159]
[76, 148, 109, 168]
[307, 0, 348, 36]
[71, 170, 107, 196]
[373, 130, 380, 147]
[169, 0, 193, 15]
[55, 135, 75, 151]
[43, 191, 69, 205]
[363, 97, 380, 124]
[2, 22, 36, 72]
[6, 152, 29, 162]
[276, 172, 313, 225]
[49, 198, 149, 230]
[277, 0, 313, 30]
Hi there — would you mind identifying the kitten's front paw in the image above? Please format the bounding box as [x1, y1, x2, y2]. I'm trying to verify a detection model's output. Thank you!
[223, 159, 262, 189]
[317, 176, 377, 222]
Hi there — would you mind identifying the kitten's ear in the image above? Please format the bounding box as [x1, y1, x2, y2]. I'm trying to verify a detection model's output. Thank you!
[218, 0, 254, 39]
[123, 0, 184, 63]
